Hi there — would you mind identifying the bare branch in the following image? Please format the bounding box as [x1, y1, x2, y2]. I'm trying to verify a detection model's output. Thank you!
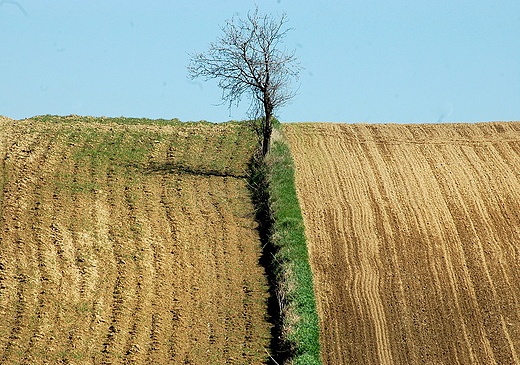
[187, 6, 301, 156]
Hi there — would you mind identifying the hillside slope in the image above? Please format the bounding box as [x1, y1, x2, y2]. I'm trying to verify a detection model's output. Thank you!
[0, 116, 270, 364]
[285, 122, 520, 365]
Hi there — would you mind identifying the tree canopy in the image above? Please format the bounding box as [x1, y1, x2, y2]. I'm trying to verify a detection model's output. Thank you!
[188, 8, 301, 156]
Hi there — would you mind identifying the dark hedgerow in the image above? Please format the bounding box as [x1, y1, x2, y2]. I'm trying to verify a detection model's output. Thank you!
[249, 119, 321, 365]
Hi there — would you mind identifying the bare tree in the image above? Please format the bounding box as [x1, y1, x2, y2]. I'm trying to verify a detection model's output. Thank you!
[188, 8, 300, 156]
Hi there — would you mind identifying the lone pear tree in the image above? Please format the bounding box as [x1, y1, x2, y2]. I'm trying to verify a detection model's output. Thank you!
[188, 8, 301, 156]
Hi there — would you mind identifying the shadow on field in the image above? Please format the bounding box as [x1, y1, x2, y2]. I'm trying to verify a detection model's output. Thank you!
[144, 161, 247, 179]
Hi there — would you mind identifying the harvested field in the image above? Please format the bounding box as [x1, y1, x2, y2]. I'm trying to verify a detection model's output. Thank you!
[0, 116, 270, 364]
[285, 122, 520, 365]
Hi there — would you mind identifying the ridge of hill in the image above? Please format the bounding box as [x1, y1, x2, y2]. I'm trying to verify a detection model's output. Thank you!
[285, 121, 520, 365]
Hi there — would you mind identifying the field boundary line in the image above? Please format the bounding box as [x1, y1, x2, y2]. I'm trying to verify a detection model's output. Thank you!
[249, 120, 322, 365]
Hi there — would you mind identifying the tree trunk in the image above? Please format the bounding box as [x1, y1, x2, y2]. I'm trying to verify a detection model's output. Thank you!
[262, 109, 272, 157]
[261, 121, 271, 156]
[260, 88, 274, 156]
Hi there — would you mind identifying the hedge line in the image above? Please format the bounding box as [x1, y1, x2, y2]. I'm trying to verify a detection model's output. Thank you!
[250, 120, 322, 364]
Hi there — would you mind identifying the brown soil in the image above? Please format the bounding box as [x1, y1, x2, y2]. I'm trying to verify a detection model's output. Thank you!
[0, 117, 270, 364]
[285, 122, 520, 365]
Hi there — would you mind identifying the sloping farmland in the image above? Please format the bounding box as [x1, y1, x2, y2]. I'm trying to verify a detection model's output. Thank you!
[285, 121, 520, 365]
[0, 116, 270, 364]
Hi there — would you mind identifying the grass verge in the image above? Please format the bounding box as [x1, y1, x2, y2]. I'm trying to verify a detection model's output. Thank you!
[249, 120, 322, 365]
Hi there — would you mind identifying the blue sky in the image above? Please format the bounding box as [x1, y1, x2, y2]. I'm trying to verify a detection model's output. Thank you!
[1, 0, 519, 123]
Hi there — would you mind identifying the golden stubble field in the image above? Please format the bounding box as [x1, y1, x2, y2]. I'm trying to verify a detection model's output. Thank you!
[285, 122, 520, 365]
[0, 115, 270, 364]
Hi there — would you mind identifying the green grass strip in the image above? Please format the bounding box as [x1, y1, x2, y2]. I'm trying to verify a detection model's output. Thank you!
[265, 122, 322, 365]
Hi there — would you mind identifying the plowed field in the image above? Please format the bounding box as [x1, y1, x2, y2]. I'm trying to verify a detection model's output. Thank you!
[285, 122, 520, 365]
[0, 116, 270, 364]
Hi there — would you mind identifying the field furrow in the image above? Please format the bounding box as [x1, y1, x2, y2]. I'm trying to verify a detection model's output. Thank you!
[285, 121, 520, 365]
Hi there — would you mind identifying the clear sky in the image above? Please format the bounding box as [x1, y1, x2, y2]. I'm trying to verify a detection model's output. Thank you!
[1, 0, 519, 123]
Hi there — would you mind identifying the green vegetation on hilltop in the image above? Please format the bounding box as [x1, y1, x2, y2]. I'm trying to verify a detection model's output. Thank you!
[26, 114, 255, 177]
[28, 114, 184, 126]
